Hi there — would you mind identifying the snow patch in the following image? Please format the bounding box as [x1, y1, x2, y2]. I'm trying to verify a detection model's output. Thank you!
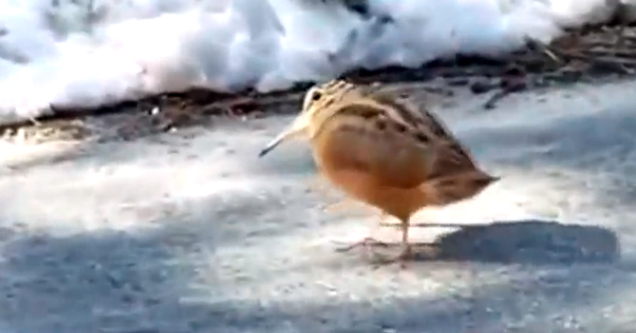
[0, 0, 626, 125]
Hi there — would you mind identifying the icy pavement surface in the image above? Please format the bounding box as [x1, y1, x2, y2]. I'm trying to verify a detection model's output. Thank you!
[0, 80, 636, 332]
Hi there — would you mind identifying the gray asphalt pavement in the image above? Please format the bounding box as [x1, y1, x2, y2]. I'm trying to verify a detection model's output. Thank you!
[0, 80, 635, 332]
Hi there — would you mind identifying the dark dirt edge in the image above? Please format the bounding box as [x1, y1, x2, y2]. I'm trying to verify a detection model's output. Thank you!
[3, 24, 636, 141]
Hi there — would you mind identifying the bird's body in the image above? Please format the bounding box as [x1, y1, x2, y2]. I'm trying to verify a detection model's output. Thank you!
[259, 79, 498, 265]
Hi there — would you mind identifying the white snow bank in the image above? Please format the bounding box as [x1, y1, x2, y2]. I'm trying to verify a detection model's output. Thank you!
[0, 0, 627, 125]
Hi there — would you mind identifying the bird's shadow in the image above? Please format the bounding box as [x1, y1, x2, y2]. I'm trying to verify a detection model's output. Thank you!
[372, 219, 619, 265]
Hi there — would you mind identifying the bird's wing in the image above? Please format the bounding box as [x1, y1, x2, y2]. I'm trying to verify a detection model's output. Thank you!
[368, 91, 479, 179]
[315, 105, 435, 189]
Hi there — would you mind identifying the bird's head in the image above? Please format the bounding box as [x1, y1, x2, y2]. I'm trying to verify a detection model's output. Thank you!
[258, 79, 355, 157]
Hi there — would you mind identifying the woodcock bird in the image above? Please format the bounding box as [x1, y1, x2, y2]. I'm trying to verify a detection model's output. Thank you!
[259, 79, 499, 265]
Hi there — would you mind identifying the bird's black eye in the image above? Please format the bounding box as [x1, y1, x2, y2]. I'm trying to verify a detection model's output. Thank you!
[312, 91, 322, 101]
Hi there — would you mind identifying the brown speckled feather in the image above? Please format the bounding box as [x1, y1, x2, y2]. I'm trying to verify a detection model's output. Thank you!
[307, 80, 479, 188]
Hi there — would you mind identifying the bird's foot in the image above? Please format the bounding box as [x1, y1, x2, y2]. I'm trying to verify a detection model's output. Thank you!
[371, 243, 441, 268]
[334, 237, 389, 253]
[371, 244, 414, 268]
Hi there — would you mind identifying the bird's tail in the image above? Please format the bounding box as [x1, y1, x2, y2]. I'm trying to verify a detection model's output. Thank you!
[419, 170, 500, 206]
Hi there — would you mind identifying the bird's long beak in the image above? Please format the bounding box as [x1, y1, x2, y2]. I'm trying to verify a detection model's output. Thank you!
[258, 115, 309, 157]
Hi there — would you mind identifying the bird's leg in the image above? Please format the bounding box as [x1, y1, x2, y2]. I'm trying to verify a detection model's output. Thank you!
[371, 217, 414, 268]
[372, 217, 442, 267]
[334, 210, 392, 253]
[395, 218, 414, 267]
